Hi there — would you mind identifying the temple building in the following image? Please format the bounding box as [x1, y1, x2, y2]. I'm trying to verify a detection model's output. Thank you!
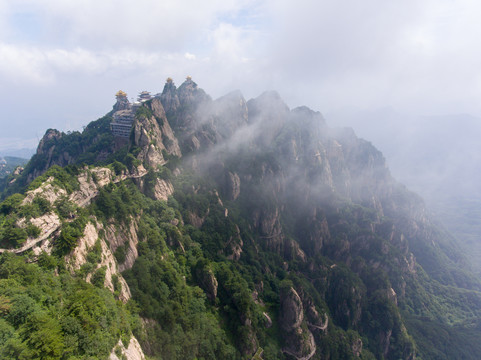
[138, 91, 152, 102]
[110, 90, 135, 138]
[111, 110, 135, 138]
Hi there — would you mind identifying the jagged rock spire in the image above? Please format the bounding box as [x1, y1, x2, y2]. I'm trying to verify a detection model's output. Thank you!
[160, 77, 180, 116]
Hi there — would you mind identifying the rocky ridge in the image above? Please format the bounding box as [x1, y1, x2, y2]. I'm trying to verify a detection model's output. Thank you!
[1, 77, 480, 359]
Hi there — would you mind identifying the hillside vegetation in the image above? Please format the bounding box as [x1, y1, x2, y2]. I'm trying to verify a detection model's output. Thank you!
[0, 78, 480, 359]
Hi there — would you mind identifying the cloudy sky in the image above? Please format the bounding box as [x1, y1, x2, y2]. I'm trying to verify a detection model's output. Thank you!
[1, 0, 481, 151]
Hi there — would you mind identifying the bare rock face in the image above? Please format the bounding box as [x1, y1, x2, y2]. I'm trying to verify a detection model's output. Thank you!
[66, 221, 131, 302]
[253, 207, 284, 251]
[380, 329, 393, 358]
[160, 79, 180, 117]
[166, 77, 211, 132]
[252, 207, 306, 262]
[263, 312, 273, 328]
[36, 129, 62, 156]
[197, 268, 218, 301]
[280, 287, 316, 360]
[10, 212, 60, 255]
[13, 166, 23, 176]
[133, 113, 166, 169]
[110, 336, 145, 360]
[280, 287, 304, 331]
[133, 100, 182, 168]
[177, 78, 211, 114]
[27, 129, 64, 182]
[7, 166, 139, 256]
[152, 178, 174, 202]
[188, 208, 209, 228]
[388, 287, 398, 305]
[71, 167, 115, 207]
[225, 225, 243, 261]
[303, 208, 331, 253]
[105, 220, 139, 273]
[145, 98, 181, 157]
[284, 238, 307, 262]
[22, 176, 67, 206]
[305, 303, 329, 332]
[225, 171, 241, 200]
[27, 126, 115, 184]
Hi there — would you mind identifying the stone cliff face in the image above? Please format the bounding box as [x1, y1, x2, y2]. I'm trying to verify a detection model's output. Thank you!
[161, 77, 211, 134]
[28, 129, 66, 182]
[211, 90, 249, 140]
[159, 79, 180, 116]
[133, 98, 182, 169]
[66, 221, 132, 302]
[110, 337, 145, 360]
[280, 286, 316, 360]
[147, 98, 182, 157]
[6, 79, 478, 360]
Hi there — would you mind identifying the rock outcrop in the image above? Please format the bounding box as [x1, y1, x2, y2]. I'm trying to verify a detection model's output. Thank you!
[71, 167, 118, 207]
[280, 287, 316, 360]
[3, 79, 475, 360]
[152, 178, 174, 202]
[133, 98, 181, 168]
[105, 220, 140, 273]
[22, 176, 67, 205]
[133, 114, 167, 168]
[110, 336, 145, 360]
[225, 171, 241, 200]
[66, 221, 131, 302]
[196, 268, 218, 302]
[159, 78, 180, 119]
[225, 224, 243, 261]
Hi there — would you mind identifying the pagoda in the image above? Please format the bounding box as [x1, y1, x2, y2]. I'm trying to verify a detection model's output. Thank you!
[137, 91, 152, 102]
[116, 90, 127, 99]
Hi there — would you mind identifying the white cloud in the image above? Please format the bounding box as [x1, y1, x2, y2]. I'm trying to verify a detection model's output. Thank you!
[1, 0, 255, 51]
[256, 0, 481, 115]
[0, 44, 178, 84]
[0, 44, 53, 84]
[3, 0, 481, 141]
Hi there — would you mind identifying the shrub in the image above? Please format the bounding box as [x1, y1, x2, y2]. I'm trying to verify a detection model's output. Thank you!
[91, 267, 106, 288]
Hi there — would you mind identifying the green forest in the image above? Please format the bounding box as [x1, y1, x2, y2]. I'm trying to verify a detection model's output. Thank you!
[1, 80, 481, 359]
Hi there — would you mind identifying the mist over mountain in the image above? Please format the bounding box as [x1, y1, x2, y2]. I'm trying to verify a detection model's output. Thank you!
[1, 78, 481, 359]
[329, 109, 481, 275]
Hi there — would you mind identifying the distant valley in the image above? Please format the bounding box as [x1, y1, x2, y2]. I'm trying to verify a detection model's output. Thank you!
[0, 155, 28, 178]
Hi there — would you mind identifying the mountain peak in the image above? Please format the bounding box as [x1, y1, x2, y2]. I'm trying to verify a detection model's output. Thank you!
[1, 82, 480, 360]
[113, 90, 131, 112]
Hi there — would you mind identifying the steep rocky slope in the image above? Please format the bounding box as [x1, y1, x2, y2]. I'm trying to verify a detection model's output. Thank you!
[1, 78, 481, 359]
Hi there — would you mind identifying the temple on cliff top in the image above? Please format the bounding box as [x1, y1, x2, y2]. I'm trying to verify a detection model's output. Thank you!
[110, 90, 133, 138]
[110, 77, 192, 138]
